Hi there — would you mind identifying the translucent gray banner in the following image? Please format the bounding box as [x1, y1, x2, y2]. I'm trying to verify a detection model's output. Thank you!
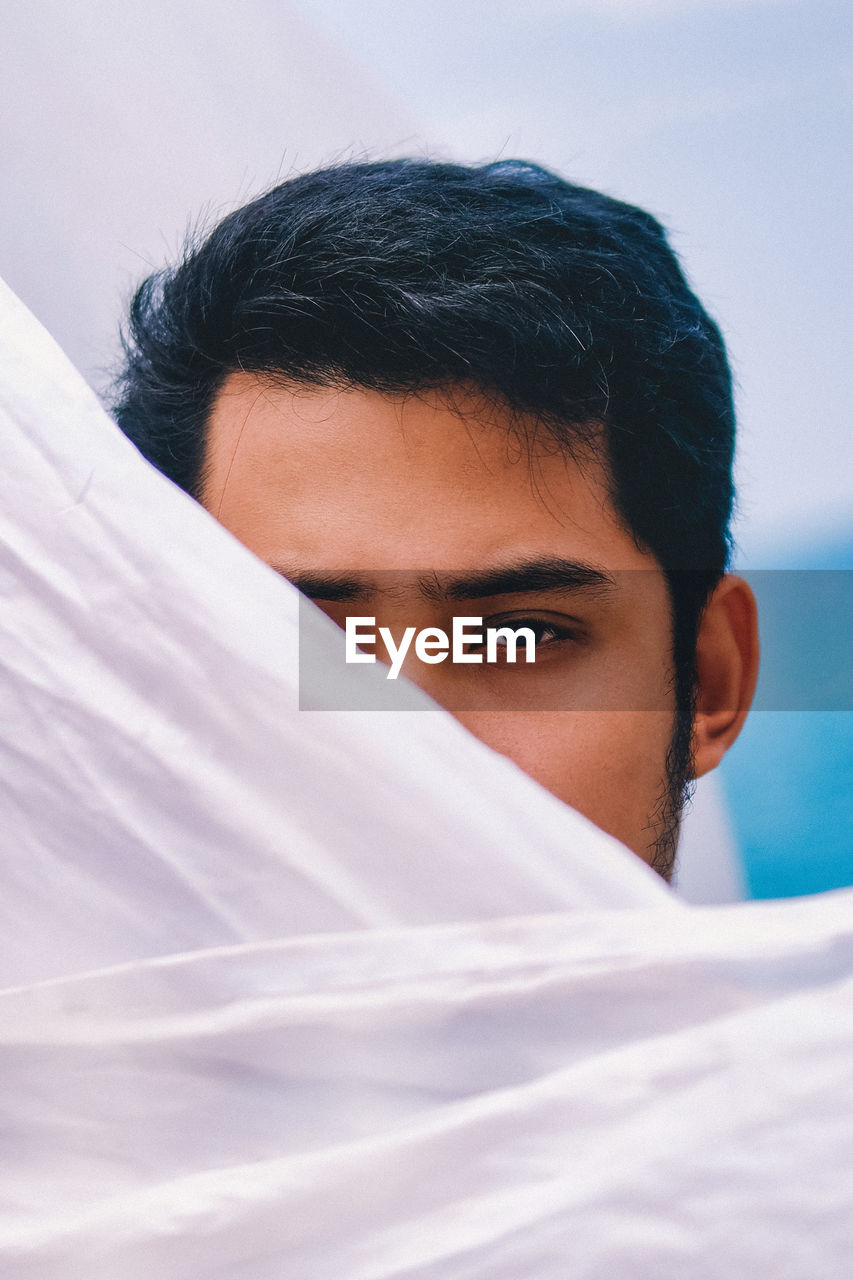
[298, 570, 852, 712]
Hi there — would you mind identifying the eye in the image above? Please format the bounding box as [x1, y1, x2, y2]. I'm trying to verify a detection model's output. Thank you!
[504, 619, 575, 648]
[465, 613, 585, 662]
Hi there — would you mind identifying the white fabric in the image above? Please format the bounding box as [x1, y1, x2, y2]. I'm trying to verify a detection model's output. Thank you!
[1, 279, 851, 1276]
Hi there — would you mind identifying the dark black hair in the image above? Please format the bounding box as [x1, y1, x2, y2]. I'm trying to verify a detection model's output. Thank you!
[114, 158, 735, 717]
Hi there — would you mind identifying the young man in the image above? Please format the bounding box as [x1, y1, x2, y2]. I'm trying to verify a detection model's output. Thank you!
[114, 159, 758, 880]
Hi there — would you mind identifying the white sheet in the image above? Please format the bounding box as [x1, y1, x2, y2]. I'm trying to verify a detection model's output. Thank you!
[1, 279, 851, 1276]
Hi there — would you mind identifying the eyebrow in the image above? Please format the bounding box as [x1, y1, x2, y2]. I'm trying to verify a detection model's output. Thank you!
[276, 558, 616, 603]
[278, 571, 367, 602]
[439, 559, 616, 602]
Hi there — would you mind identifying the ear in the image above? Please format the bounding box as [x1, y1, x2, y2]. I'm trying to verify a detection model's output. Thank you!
[691, 574, 760, 778]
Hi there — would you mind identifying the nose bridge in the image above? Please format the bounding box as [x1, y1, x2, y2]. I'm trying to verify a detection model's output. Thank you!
[359, 573, 487, 695]
[368, 577, 439, 671]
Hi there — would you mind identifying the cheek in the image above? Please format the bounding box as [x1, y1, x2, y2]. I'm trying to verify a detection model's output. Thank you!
[455, 710, 675, 862]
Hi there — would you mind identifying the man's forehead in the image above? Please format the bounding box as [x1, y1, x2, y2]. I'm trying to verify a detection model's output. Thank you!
[201, 372, 652, 573]
[205, 373, 600, 479]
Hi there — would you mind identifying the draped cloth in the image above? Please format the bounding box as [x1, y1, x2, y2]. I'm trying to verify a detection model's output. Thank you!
[1, 279, 850, 1276]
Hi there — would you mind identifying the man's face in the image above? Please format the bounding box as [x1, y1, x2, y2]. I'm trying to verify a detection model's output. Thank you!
[203, 375, 684, 872]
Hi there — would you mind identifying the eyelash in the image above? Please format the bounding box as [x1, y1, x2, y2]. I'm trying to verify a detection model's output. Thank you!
[471, 616, 584, 653]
